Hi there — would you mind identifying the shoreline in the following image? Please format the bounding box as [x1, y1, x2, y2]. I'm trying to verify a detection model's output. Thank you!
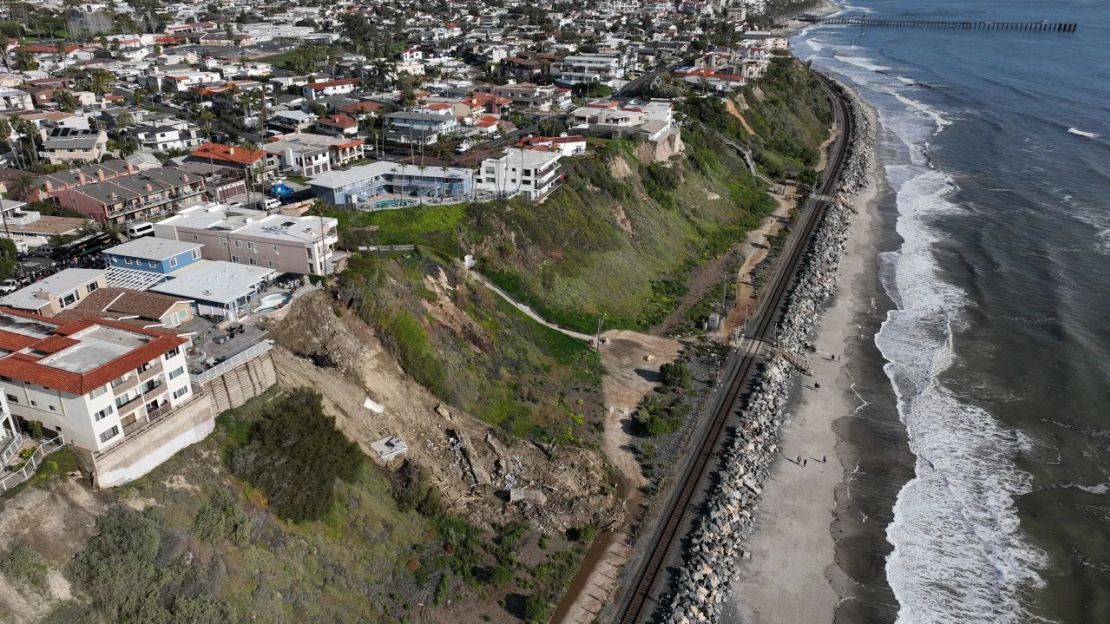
[723, 94, 886, 624]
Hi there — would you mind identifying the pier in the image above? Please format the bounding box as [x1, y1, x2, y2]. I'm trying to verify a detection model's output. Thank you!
[800, 17, 1077, 33]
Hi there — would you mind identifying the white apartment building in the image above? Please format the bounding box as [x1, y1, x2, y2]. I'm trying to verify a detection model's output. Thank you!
[0, 309, 193, 454]
[475, 148, 564, 202]
[0, 89, 34, 113]
[552, 53, 623, 86]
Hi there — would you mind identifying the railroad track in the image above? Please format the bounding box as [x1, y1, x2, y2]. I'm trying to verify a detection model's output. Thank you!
[613, 75, 855, 624]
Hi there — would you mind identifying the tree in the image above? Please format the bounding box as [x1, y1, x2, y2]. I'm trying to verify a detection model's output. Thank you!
[56, 90, 77, 112]
[0, 239, 16, 281]
[227, 389, 362, 522]
[659, 361, 692, 391]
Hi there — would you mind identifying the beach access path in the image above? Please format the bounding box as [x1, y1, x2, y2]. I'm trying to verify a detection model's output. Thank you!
[724, 136, 882, 624]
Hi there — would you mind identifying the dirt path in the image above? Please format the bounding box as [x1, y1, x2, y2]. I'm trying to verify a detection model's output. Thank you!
[469, 270, 595, 342]
[555, 329, 681, 624]
[719, 187, 798, 341]
[814, 125, 838, 173]
[725, 98, 757, 136]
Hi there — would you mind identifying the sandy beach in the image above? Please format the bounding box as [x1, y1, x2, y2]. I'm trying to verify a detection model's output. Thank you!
[723, 107, 884, 624]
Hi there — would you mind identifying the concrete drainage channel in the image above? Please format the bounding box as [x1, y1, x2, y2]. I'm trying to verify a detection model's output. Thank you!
[660, 93, 875, 624]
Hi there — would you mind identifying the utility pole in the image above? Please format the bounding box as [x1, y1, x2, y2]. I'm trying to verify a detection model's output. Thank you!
[594, 313, 606, 351]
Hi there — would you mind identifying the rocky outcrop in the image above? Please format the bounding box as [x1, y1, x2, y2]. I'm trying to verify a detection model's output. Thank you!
[661, 89, 876, 624]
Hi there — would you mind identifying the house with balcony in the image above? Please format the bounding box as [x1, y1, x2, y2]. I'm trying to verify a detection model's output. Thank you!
[184, 143, 269, 184]
[0, 88, 34, 113]
[152, 203, 340, 277]
[385, 110, 458, 145]
[57, 287, 194, 329]
[130, 122, 205, 153]
[263, 133, 365, 175]
[301, 78, 360, 101]
[475, 148, 563, 202]
[267, 110, 317, 134]
[0, 269, 107, 317]
[0, 307, 194, 457]
[48, 167, 207, 224]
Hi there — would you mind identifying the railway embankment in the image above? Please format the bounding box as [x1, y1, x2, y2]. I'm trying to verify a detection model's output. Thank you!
[661, 88, 875, 623]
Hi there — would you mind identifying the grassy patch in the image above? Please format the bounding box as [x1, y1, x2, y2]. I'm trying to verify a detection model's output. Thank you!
[0, 543, 47, 590]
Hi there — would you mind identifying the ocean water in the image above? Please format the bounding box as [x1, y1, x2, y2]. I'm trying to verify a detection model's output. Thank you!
[795, 1, 1110, 622]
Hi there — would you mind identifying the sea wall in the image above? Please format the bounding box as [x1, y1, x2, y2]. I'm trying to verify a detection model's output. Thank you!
[662, 89, 876, 624]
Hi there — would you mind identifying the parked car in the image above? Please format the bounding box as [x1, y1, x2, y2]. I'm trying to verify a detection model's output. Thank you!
[0, 279, 19, 294]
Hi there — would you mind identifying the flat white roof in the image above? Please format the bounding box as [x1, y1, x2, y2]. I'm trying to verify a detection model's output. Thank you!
[150, 260, 274, 304]
[104, 237, 203, 261]
[308, 161, 397, 189]
[236, 214, 337, 244]
[0, 269, 104, 311]
[157, 203, 266, 231]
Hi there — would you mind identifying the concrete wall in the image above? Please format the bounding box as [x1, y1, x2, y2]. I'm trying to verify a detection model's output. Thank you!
[89, 393, 214, 488]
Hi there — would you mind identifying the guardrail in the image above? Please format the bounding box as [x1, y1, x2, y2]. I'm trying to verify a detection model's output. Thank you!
[0, 431, 23, 466]
[0, 438, 64, 494]
[192, 339, 275, 386]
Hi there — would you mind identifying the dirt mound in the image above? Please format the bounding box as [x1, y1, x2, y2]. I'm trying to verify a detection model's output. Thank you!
[609, 155, 634, 178]
[270, 291, 616, 533]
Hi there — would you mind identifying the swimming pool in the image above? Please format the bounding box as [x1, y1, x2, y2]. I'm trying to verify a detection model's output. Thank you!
[373, 199, 415, 209]
[254, 292, 291, 314]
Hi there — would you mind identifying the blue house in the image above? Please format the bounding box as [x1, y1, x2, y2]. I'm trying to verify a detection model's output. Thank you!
[102, 238, 204, 274]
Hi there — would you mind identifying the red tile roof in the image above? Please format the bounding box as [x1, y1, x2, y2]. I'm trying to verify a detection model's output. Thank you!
[190, 142, 264, 165]
[0, 307, 187, 395]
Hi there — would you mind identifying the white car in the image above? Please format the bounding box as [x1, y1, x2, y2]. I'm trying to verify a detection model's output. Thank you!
[0, 279, 19, 294]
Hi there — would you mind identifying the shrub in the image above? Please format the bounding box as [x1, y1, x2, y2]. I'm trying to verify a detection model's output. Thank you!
[0, 542, 47, 589]
[659, 362, 692, 391]
[228, 389, 363, 522]
[193, 489, 250, 545]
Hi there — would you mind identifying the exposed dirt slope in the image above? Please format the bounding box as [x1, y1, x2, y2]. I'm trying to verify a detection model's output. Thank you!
[269, 291, 617, 534]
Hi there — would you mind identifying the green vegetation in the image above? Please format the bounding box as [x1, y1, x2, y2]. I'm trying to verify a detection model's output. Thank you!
[0, 238, 16, 281]
[336, 254, 604, 444]
[659, 362, 692, 391]
[0, 543, 48, 590]
[631, 394, 686, 437]
[226, 388, 363, 522]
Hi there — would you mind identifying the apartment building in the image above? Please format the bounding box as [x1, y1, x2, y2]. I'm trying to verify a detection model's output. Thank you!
[475, 148, 563, 201]
[385, 111, 458, 145]
[103, 237, 203, 275]
[45, 167, 206, 224]
[488, 83, 569, 111]
[153, 203, 339, 276]
[0, 308, 192, 454]
[552, 53, 624, 86]
[308, 161, 474, 206]
[0, 269, 108, 317]
[130, 123, 205, 153]
[185, 143, 268, 183]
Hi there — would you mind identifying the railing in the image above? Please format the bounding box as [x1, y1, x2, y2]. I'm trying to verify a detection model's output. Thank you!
[0, 438, 64, 494]
[192, 339, 274, 386]
[95, 387, 205, 460]
[0, 431, 24, 466]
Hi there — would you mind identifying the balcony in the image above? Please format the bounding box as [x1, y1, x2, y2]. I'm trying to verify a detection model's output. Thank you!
[140, 379, 164, 396]
[138, 360, 164, 383]
[111, 374, 138, 395]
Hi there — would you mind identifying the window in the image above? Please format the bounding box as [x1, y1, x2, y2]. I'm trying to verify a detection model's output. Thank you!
[231, 255, 240, 263]
[99, 426, 119, 443]
[87, 282, 99, 293]
[165, 346, 180, 359]
[192, 235, 199, 242]
[6, 394, 17, 404]
[267, 260, 273, 268]
[247, 241, 255, 250]
[94, 405, 113, 421]
[90, 385, 108, 399]
[220, 239, 228, 246]
[125, 257, 133, 264]
[168, 366, 184, 380]
[61, 292, 78, 306]
[249, 258, 257, 265]
[169, 258, 178, 267]
[191, 249, 200, 258]
[48, 405, 55, 411]
[234, 240, 242, 248]
[29, 400, 36, 406]
[172, 386, 189, 399]
[148, 260, 156, 267]
[272, 245, 278, 252]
